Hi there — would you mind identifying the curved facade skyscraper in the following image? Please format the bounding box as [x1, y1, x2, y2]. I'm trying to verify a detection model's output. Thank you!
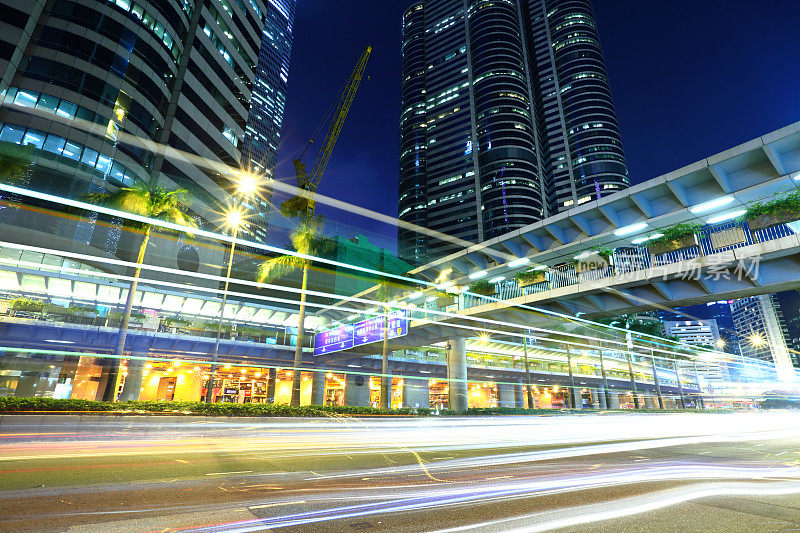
[398, 0, 628, 265]
[0, 0, 294, 244]
[529, 0, 628, 212]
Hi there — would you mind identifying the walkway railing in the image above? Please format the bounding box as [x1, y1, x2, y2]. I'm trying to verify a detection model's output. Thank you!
[458, 219, 797, 311]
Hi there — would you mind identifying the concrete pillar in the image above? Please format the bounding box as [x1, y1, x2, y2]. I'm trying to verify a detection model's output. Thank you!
[607, 391, 620, 409]
[402, 378, 430, 408]
[643, 395, 654, 409]
[266, 367, 277, 403]
[496, 383, 516, 408]
[588, 389, 599, 408]
[311, 369, 325, 405]
[345, 373, 371, 407]
[94, 364, 113, 402]
[446, 337, 468, 413]
[572, 387, 583, 409]
[514, 382, 524, 408]
[119, 356, 146, 402]
[597, 388, 608, 409]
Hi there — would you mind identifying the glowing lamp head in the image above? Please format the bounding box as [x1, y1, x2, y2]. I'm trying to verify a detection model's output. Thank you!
[749, 333, 766, 347]
[237, 172, 259, 197]
[225, 208, 244, 230]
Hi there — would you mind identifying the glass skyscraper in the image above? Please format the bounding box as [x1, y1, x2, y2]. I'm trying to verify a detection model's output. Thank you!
[398, 0, 629, 264]
[0, 0, 295, 253]
[241, 0, 296, 242]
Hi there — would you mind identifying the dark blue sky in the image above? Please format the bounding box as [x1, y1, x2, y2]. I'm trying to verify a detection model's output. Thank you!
[274, 0, 800, 250]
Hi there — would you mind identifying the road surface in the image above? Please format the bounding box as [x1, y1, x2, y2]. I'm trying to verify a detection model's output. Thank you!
[1, 411, 800, 532]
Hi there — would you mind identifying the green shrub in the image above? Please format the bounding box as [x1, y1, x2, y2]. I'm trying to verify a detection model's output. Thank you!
[743, 189, 800, 220]
[11, 298, 45, 312]
[469, 279, 495, 296]
[648, 222, 705, 246]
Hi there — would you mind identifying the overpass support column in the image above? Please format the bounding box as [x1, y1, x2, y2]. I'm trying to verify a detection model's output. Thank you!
[119, 356, 145, 402]
[119, 341, 151, 402]
[311, 368, 326, 405]
[514, 381, 525, 408]
[572, 386, 584, 409]
[345, 374, 371, 407]
[264, 368, 277, 404]
[607, 391, 620, 409]
[447, 337, 468, 413]
[496, 382, 516, 408]
[403, 378, 430, 408]
[596, 388, 607, 409]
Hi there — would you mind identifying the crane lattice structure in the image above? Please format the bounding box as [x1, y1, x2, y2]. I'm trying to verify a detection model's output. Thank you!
[281, 45, 372, 226]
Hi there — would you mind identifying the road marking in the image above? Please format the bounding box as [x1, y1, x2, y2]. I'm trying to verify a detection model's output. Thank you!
[250, 500, 307, 509]
[205, 470, 253, 476]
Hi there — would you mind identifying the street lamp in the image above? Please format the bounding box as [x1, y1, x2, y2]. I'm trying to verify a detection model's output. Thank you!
[749, 333, 766, 347]
[204, 172, 261, 403]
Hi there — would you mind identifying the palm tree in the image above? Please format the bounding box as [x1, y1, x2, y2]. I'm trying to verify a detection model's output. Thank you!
[257, 220, 334, 407]
[86, 182, 197, 402]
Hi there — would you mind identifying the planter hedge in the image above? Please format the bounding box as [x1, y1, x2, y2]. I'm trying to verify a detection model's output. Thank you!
[0, 397, 431, 417]
[647, 234, 699, 256]
[516, 271, 547, 287]
[747, 210, 799, 231]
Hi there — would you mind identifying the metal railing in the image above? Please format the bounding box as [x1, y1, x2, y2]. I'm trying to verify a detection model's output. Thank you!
[458, 219, 797, 312]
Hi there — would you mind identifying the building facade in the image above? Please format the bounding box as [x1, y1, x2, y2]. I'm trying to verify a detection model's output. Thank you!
[398, 0, 628, 264]
[241, 0, 295, 242]
[659, 301, 741, 356]
[0, 0, 279, 238]
[663, 320, 721, 348]
[730, 295, 794, 379]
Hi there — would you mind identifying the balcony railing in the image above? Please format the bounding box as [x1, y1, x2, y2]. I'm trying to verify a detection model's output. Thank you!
[456, 219, 797, 312]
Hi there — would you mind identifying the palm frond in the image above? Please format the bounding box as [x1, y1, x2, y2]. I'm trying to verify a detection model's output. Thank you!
[84, 182, 196, 234]
[256, 254, 305, 283]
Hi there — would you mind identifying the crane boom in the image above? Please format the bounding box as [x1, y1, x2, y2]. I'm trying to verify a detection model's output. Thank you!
[306, 45, 372, 191]
[283, 46, 371, 220]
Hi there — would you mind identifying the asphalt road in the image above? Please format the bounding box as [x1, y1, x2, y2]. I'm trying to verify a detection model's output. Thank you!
[1, 411, 800, 532]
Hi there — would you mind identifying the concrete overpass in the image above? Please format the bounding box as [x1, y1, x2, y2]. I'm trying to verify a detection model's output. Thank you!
[319, 122, 800, 409]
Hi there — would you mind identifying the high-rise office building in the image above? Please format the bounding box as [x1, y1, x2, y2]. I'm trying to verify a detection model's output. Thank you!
[730, 295, 794, 379]
[658, 301, 741, 355]
[663, 320, 721, 348]
[398, 0, 629, 264]
[241, 0, 295, 241]
[0, 0, 281, 244]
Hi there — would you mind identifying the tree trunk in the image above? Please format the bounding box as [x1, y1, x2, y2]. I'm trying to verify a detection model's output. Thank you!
[103, 225, 151, 402]
[522, 339, 534, 409]
[204, 238, 237, 404]
[290, 262, 309, 407]
[380, 311, 390, 410]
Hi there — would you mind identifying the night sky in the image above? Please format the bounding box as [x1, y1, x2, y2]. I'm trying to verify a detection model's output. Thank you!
[273, 0, 800, 252]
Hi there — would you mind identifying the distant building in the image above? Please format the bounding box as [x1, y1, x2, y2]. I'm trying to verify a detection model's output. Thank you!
[663, 320, 721, 347]
[658, 301, 740, 355]
[329, 234, 413, 298]
[398, 0, 629, 264]
[241, 0, 296, 242]
[773, 290, 800, 367]
[730, 295, 794, 379]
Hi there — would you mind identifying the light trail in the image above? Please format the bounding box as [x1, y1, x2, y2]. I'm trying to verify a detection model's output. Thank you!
[153, 465, 800, 532]
[0, 239, 743, 369]
[430, 481, 800, 532]
[3, 413, 800, 532]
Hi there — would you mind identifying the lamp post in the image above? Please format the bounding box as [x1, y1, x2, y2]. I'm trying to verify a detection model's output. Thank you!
[204, 173, 259, 404]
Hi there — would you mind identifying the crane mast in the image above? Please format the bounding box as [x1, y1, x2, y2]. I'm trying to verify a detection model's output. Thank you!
[282, 46, 372, 223]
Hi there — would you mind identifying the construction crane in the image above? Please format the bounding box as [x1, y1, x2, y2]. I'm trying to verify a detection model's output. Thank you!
[281, 45, 372, 224]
